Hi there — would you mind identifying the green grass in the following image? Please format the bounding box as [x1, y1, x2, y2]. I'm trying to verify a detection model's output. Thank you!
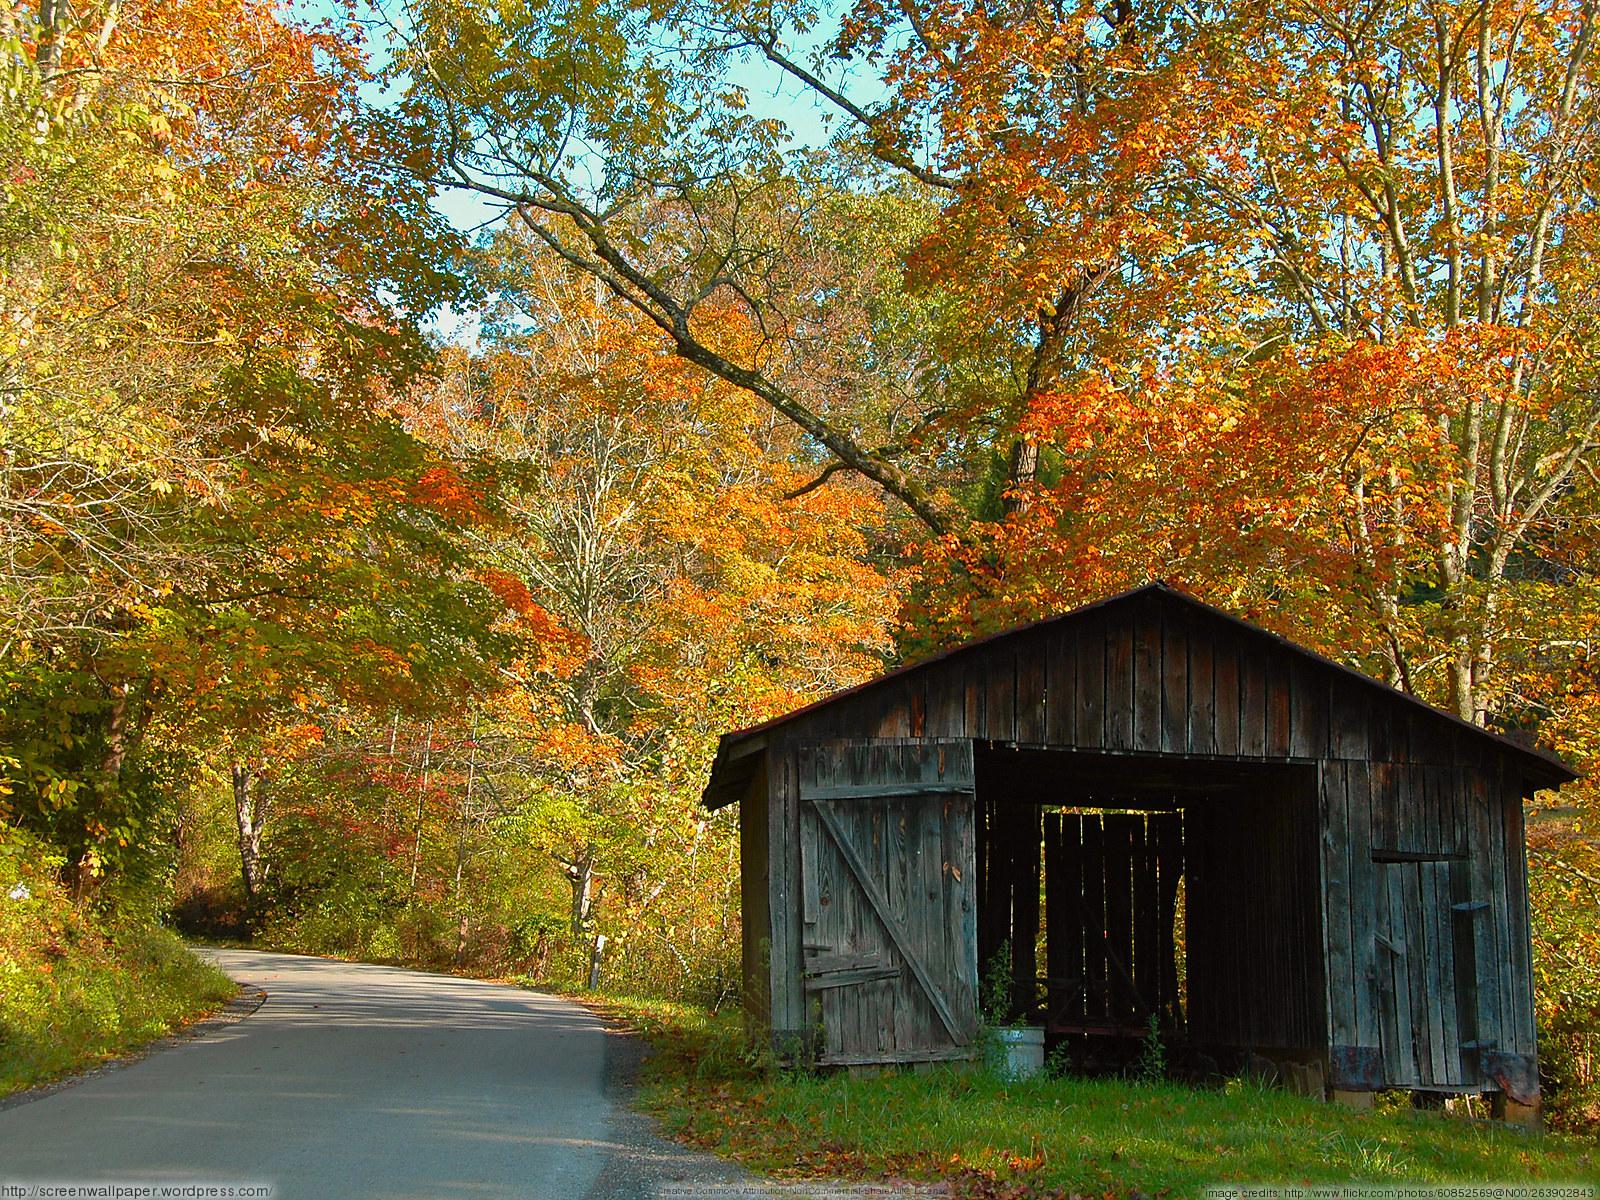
[0, 875, 237, 1095]
[581, 995, 1599, 1197]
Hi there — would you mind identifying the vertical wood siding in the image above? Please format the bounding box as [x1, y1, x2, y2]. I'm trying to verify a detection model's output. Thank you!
[742, 587, 1551, 1089]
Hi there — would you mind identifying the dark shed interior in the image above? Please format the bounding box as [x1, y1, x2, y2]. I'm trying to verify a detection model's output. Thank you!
[974, 748, 1326, 1070]
[701, 583, 1575, 1110]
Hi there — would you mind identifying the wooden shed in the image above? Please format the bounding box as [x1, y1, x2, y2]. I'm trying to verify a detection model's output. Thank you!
[700, 583, 1574, 1111]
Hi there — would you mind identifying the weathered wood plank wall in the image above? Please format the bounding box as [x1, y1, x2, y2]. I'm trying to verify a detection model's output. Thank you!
[738, 765, 771, 1031]
[1187, 784, 1325, 1053]
[793, 740, 980, 1065]
[1041, 811, 1185, 1034]
[766, 591, 1525, 774]
[748, 587, 1549, 1090]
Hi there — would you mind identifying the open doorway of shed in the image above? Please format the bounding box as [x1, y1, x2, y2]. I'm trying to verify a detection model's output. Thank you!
[973, 746, 1325, 1080]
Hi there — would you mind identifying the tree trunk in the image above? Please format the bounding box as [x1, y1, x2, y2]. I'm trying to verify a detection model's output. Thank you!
[1003, 436, 1040, 517]
[232, 764, 269, 905]
[452, 713, 480, 966]
[67, 679, 137, 901]
[408, 721, 434, 897]
[1001, 266, 1113, 521]
[67, 852, 100, 904]
[36, 0, 63, 84]
[101, 680, 130, 778]
[562, 844, 598, 935]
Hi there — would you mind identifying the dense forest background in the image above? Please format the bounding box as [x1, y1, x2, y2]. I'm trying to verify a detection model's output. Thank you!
[2, 0, 1597, 1131]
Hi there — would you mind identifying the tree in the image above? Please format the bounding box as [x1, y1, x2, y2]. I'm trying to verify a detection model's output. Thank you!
[925, 0, 1600, 727]
[380, 0, 1600, 724]
[0, 0, 499, 894]
[379, 0, 995, 532]
[395, 243, 898, 980]
[1151, 0, 1600, 724]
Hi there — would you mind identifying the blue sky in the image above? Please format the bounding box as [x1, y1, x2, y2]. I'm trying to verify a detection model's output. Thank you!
[290, 0, 871, 340]
[295, 0, 853, 228]
[424, 50, 848, 235]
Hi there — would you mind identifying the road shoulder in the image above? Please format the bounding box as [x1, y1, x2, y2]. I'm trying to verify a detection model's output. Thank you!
[582, 1001, 945, 1200]
[0, 982, 265, 1113]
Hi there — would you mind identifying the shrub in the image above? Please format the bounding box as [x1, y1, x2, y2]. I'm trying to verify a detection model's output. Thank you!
[0, 830, 235, 1093]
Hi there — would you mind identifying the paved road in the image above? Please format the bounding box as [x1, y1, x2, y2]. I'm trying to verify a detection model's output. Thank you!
[0, 949, 774, 1200]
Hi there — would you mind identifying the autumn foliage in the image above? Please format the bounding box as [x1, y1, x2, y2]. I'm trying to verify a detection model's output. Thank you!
[4, 0, 1599, 1136]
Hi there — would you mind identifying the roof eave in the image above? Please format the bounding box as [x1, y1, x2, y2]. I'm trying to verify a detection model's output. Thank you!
[697, 581, 1581, 805]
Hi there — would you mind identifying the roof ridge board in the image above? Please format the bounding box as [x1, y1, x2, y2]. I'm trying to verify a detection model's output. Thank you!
[1163, 588, 1574, 780]
[709, 580, 1575, 784]
[708, 581, 1168, 748]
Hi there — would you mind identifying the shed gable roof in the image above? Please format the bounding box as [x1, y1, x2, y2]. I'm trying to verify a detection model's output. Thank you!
[701, 582, 1577, 808]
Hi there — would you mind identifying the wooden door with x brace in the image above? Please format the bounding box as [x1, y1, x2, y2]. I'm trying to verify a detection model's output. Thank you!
[798, 739, 981, 1067]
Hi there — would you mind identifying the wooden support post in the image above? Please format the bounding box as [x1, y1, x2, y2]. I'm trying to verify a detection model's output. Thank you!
[1331, 1089, 1374, 1111]
[1286, 1060, 1326, 1099]
[1491, 1093, 1542, 1130]
[1013, 805, 1042, 1020]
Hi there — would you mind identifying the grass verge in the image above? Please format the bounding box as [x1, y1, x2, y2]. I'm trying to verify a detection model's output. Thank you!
[580, 995, 1599, 1197]
[1, 868, 236, 1096]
